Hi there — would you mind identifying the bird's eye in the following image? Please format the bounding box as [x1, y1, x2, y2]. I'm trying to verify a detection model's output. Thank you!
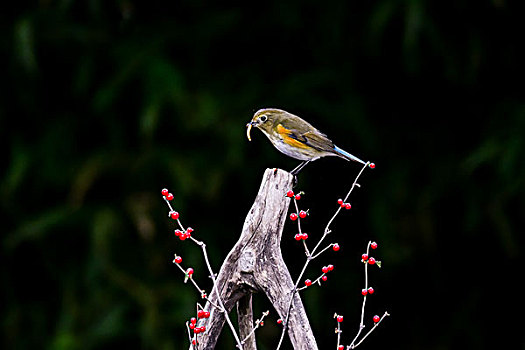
[259, 115, 268, 122]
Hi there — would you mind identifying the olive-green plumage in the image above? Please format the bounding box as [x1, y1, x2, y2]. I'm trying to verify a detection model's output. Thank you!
[246, 108, 365, 173]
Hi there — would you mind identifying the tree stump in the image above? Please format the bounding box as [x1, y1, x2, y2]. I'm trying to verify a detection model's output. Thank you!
[194, 168, 318, 349]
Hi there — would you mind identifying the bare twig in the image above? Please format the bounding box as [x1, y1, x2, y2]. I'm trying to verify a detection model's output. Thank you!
[163, 196, 244, 349]
[276, 162, 371, 350]
[349, 311, 390, 349]
[240, 310, 270, 345]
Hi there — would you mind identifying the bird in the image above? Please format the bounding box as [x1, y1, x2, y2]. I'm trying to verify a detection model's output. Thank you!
[246, 108, 368, 175]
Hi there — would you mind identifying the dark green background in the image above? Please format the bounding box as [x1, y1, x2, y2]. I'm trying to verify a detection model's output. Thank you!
[1, 1, 523, 349]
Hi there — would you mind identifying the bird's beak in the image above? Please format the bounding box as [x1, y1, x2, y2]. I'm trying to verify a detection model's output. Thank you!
[246, 121, 255, 141]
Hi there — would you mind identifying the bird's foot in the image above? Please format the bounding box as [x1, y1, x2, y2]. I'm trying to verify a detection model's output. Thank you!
[292, 175, 298, 187]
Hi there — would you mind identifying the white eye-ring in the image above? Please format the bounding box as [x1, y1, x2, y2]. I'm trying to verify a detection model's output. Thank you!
[259, 115, 268, 122]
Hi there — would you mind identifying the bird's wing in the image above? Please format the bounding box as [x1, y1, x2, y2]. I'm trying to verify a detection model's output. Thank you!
[276, 120, 335, 153]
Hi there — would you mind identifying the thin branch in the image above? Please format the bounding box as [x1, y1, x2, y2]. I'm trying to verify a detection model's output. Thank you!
[310, 242, 337, 260]
[349, 241, 371, 347]
[276, 162, 371, 350]
[164, 196, 244, 350]
[240, 310, 270, 345]
[186, 322, 196, 350]
[349, 311, 390, 349]
[293, 197, 311, 256]
[336, 321, 342, 349]
[311, 162, 370, 255]
[200, 242, 244, 349]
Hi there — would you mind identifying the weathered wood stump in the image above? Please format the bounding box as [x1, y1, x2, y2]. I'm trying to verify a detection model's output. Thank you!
[194, 168, 318, 349]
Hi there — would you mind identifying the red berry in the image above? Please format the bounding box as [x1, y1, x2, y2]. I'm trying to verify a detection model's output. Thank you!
[260, 321, 264, 326]
[277, 319, 283, 324]
[203, 311, 210, 318]
[170, 211, 179, 220]
[299, 210, 307, 218]
[322, 275, 328, 281]
[302, 233, 308, 240]
[322, 266, 329, 273]
[337, 315, 343, 322]
[361, 253, 368, 261]
[200, 326, 206, 332]
[338, 346, 344, 350]
[286, 190, 294, 198]
[189, 323, 195, 329]
[327, 264, 334, 271]
[368, 287, 375, 294]
[368, 257, 376, 265]
[344, 203, 351, 210]
[186, 227, 194, 234]
[186, 268, 194, 276]
[174, 256, 182, 264]
[294, 234, 301, 241]
[161, 188, 169, 196]
[197, 310, 205, 318]
[373, 315, 380, 323]
[174, 229, 182, 236]
[371, 241, 378, 249]
[290, 213, 298, 221]
[192, 339, 197, 345]
[361, 289, 368, 295]
[369, 163, 376, 169]
[190, 317, 197, 324]
[337, 198, 343, 205]
[194, 327, 200, 334]
[333, 244, 340, 251]
[180, 233, 189, 240]
[305, 279, 312, 286]
[295, 194, 301, 200]
[166, 193, 174, 201]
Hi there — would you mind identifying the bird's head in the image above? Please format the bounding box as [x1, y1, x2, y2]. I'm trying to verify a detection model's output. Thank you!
[246, 108, 285, 141]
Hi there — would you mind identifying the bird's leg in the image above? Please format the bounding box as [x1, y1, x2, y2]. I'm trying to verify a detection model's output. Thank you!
[290, 161, 310, 176]
[290, 161, 311, 187]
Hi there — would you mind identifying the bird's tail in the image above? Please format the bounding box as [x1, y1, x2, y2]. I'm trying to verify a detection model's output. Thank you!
[333, 145, 366, 164]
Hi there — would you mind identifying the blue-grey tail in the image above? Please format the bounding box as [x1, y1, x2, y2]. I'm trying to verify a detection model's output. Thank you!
[333, 145, 366, 164]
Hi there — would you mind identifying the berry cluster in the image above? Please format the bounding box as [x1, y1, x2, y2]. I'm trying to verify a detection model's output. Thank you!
[361, 241, 380, 267]
[361, 287, 374, 296]
[162, 188, 197, 243]
[290, 210, 308, 221]
[288, 189, 311, 243]
[337, 198, 352, 210]
[294, 233, 308, 241]
[188, 308, 210, 336]
[162, 188, 174, 201]
[303, 264, 335, 287]
[285, 190, 303, 200]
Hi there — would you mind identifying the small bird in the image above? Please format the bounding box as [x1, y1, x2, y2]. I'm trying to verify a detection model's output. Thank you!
[246, 108, 367, 175]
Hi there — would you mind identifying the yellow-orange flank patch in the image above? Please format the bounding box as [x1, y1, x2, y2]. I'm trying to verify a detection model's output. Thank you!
[276, 124, 310, 149]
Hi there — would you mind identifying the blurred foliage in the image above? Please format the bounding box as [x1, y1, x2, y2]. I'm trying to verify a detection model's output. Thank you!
[1, 0, 524, 349]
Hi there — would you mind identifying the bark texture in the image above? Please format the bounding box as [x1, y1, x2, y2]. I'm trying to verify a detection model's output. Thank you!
[194, 168, 318, 349]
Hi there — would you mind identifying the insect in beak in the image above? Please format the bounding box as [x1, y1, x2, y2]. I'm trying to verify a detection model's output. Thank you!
[246, 121, 256, 141]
